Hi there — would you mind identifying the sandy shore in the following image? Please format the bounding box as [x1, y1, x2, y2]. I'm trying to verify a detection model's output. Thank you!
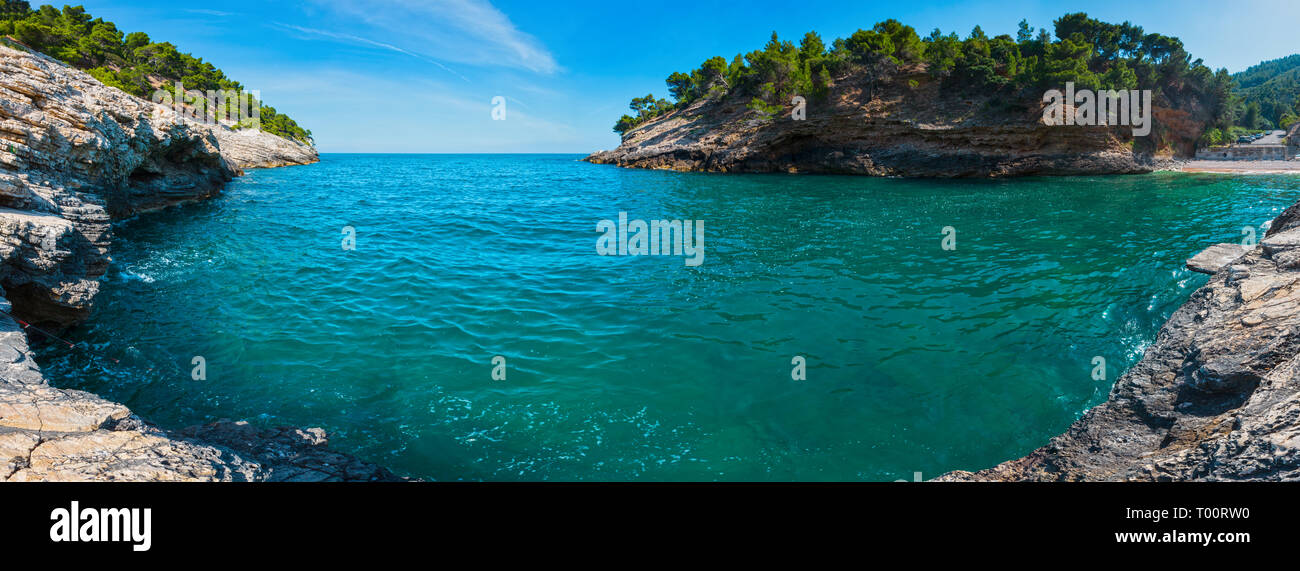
[1177, 160, 1300, 173]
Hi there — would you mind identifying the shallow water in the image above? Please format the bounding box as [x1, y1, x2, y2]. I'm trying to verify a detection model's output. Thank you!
[33, 155, 1300, 480]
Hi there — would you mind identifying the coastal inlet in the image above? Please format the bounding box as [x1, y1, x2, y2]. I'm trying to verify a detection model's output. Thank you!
[34, 154, 1300, 480]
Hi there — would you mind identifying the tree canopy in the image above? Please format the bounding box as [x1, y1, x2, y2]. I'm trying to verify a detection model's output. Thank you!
[613, 12, 1234, 146]
[1231, 54, 1300, 130]
[0, 2, 312, 144]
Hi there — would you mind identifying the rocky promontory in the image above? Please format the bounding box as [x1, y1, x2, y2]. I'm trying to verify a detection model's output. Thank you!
[0, 44, 391, 481]
[585, 64, 1183, 177]
[940, 206, 1300, 481]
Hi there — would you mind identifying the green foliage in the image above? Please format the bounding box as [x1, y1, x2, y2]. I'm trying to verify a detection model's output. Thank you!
[255, 105, 313, 144]
[1199, 127, 1226, 147]
[611, 12, 1232, 144]
[1016, 20, 1034, 44]
[922, 29, 961, 76]
[1, 3, 312, 144]
[0, 1, 30, 21]
[840, 29, 895, 64]
[747, 95, 783, 116]
[1232, 54, 1300, 129]
[1242, 101, 1261, 130]
[872, 19, 923, 64]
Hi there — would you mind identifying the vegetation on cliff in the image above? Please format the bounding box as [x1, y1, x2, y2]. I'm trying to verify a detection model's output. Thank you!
[613, 12, 1233, 155]
[0, 2, 313, 145]
[1231, 54, 1300, 131]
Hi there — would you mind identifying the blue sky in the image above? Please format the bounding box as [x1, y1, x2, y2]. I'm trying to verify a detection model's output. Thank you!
[70, 0, 1300, 153]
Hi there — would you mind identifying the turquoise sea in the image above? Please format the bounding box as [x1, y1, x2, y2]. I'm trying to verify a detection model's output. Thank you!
[32, 154, 1300, 480]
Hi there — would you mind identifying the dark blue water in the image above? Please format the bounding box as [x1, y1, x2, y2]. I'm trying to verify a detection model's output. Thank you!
[34, 154, 1300, 480]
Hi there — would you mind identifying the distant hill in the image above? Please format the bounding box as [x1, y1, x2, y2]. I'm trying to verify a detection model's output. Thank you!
[1231, 54, 1300, 130]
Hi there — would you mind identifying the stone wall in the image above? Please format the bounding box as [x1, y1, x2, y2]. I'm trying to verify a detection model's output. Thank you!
[1195, 145, 1288, 160]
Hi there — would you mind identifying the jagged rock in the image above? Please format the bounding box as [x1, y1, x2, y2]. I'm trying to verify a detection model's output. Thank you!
[0, 44, 317, 323]
[0, 382, 130, 431]
[180, 421, 400, 482]
[0, 45, 391, 482]
[0, 304, 399, 481]
[939, 225, 1300, 481]
[212, 128, 318, 170]
[1186, 243, 1249, 274]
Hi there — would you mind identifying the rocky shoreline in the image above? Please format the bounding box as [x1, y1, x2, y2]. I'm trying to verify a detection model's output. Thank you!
[939, 205, 1300, 481]
[0, 45, 399, 481]
[8, 35, 1295, 482]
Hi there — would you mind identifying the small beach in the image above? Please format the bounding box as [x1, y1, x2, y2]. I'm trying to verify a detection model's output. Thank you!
[1178, 160, 1300, 174]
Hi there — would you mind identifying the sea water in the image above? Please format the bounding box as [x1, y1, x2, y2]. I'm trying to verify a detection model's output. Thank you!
[34, 154, 1300, 480]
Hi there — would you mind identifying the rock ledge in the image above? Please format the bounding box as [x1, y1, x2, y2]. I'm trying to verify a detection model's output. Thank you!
[940, 202, 1300, 481]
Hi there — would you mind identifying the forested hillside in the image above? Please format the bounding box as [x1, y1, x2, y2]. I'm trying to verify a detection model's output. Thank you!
[0, 2, 312, 145]
[1232, 54, 1300, 131]
[614, 12, 1234, 154]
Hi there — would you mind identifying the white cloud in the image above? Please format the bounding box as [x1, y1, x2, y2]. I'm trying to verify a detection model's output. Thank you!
[273, 23, 471, 81]
[304, 0, 559, 74]
[185, 9, 236, 17]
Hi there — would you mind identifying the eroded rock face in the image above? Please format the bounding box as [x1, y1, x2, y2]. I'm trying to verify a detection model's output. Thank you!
[940, 222, 1300, 481]
[213, 128, 318, 170]
[1186, 243, 1250, 275]
[586, 67, 1172, 177]
[0, 45, 392, 482]
[1, 43, 228, 323]
[0, 45, 316, 324]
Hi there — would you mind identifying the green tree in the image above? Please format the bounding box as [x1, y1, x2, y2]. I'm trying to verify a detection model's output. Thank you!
[1016, 20, 1034, 44]
[1243, 101, 1260, 129]
[665, 71, 692, 102]
[799, 31, 825, 61]
[922, 28, 961, 76]
[841, 29, 894, 64]
[873, 19, 923, 63]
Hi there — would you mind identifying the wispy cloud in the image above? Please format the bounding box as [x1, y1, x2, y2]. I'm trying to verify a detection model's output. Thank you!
[185, 9, 236, 17]
[273, 23, 471, 82]
[303, 0, 559, 74]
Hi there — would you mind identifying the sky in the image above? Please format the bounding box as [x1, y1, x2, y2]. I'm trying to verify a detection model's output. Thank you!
[66, 0, 1300, 153]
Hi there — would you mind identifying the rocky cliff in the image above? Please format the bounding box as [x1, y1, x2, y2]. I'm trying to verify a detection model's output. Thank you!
[939, 207, 1300, 481]
[587, 66, 1173, 177]
[213, 126, 319, 170]
[0, 45, 390, 481]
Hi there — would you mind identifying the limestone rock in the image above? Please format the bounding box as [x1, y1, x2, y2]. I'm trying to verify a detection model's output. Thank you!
[939, 228, 1300, 481]
[585, 65, 1175, 177]
[0, 45, 395, 482]
[212, 128, 318, 170]
[1186, 243, 1249, 274]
